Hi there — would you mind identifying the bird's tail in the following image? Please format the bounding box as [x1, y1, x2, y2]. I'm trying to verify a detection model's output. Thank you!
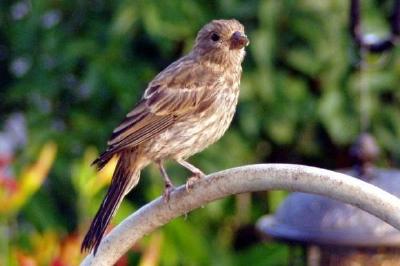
[81, 149, 141, 255]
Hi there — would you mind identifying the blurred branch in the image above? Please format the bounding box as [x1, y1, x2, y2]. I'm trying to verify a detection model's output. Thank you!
[81, 164, 400, 266]
[350, 0, 400, 53]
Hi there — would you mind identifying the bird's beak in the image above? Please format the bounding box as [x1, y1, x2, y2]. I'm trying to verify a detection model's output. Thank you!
[230, 31, 249, 50]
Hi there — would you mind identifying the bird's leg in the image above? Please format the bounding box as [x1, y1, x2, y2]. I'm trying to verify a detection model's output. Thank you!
[157, 160, 175, 202]
[177, 159, 205, 177]
[177, 159, 205, 191]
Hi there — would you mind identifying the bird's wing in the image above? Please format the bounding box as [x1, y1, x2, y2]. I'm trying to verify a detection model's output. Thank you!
[106, 61, 219, 152]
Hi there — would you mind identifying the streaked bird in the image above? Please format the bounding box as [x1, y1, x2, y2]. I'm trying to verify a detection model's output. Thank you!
[81, 19, 249, 254]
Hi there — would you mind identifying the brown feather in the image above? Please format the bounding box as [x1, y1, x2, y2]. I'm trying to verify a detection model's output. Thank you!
[82, 149, 140, 254]
[98, 60, 220, 157]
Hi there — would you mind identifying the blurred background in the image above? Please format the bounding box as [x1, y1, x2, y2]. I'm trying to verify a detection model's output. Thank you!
[1, 0, 400, 265]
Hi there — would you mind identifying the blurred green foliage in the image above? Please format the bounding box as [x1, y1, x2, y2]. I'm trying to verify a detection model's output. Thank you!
[1, 0, 400, 265]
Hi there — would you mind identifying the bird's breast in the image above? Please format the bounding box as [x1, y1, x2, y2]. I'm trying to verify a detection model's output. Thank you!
[144, 83, 240, 160]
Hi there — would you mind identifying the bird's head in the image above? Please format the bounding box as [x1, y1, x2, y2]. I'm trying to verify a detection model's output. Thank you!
[193, 19, 249, 67]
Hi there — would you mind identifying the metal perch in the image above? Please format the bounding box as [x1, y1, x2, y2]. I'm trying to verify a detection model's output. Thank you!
[81, 164, 400, 266]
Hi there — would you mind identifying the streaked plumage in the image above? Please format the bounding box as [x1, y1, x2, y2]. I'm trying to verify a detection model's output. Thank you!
[82, 19, 249, 254]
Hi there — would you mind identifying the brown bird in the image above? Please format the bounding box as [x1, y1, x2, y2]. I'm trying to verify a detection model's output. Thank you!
[81, 19, 249, 254]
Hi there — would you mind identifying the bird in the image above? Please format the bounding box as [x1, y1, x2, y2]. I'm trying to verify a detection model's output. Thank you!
[81, 19, 249, 254]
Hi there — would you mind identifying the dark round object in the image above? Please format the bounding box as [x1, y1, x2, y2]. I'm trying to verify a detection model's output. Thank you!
[211, 33, 220, 42]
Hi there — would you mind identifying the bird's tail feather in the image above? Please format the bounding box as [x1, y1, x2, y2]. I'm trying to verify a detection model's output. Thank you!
[81, 150, 140, 255]
[92, 148, 118, 171]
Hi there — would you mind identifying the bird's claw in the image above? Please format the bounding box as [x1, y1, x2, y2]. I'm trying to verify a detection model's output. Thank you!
[185, 172, 205, 192]
[163, 183, 175, 202]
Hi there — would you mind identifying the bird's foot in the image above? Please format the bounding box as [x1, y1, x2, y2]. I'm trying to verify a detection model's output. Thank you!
[163, 182, 175, 203]
[185, 171, 205, 192]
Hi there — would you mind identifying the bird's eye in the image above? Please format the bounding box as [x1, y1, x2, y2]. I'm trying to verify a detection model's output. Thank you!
[211, 33, 220, 42]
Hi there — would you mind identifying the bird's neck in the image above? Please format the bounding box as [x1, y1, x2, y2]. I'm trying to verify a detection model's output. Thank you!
[190, 49, 244, 73]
